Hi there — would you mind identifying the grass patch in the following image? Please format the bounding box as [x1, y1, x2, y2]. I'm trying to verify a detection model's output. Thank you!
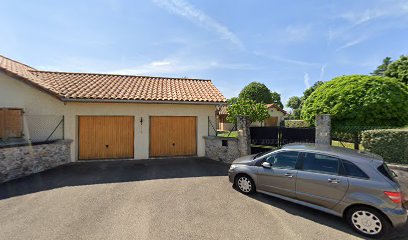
[331, 140, 364, 150]
[217, 131, 238, 138]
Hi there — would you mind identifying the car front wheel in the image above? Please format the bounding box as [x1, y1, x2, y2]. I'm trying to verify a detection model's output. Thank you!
[346, 206, 391, 238]
[235, 175, 255, 194]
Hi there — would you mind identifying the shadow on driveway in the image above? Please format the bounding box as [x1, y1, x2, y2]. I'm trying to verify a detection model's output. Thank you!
[0, 157, 229, 200]
[2, 158, 407, 239]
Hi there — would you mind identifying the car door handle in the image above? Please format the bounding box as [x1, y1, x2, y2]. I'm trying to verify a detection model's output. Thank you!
[328, 178, 340, 184]
[284, 173, 294, 178]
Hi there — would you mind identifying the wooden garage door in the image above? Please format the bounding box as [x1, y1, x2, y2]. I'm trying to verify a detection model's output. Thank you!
[79, 116, 134, 160]
[150, 116, 197, 157]
[264, 117, 279, 127]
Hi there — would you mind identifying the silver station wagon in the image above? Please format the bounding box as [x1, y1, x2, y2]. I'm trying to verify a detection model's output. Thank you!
[228, 144, 407, 238]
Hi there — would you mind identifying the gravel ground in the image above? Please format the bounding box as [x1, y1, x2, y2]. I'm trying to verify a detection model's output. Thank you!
[0, 158, 407, 240]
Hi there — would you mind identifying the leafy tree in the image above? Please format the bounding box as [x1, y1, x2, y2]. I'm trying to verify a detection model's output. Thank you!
[371, 57, 392, 76]
[301, 75, 408, 127]
[285, 82, 324, 120]
[239, 82, 272, 104]
[286, 96, 301, 110]
[286, 96, 302, 119]
[289, 109, 302, 120]
[300, 81, 324, 103]
[270, 91, 284, 109]
[226, 98, 270, 124]
[385, 55, 408, 84]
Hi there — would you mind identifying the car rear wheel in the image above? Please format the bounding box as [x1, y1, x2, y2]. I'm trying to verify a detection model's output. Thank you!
[235, 175, 255, 194]
[346, 206, 391, 238]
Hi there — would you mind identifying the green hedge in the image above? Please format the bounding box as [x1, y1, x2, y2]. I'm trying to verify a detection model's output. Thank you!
[284, 120, 310, 128]
[361, 129, 408, 164]
[332, 125, 392, 142]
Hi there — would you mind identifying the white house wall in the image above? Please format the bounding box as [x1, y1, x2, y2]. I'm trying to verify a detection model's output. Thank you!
[0, 72, 215, 161]
[251, 108, 286, 127]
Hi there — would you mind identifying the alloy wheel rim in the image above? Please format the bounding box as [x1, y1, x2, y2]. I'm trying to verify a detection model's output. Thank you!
[238, 177, 251, 192]
[351, 210, 382, 235]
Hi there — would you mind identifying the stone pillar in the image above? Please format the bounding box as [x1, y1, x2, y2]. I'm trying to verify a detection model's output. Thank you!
[315, 114, 331, 145]
[237, 115, 251, 156]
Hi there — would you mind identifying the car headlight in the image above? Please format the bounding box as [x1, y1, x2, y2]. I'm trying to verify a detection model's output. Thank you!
[229, 164, 237, 171]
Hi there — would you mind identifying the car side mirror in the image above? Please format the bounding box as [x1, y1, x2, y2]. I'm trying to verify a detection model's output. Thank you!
[261, 162, 271, 169]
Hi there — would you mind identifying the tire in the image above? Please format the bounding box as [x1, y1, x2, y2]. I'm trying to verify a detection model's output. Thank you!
[346, 206, 391, 239]
[234, 174, 255, 194]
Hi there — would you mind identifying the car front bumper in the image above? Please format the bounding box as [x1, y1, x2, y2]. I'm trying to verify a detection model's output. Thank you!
[228, 169, 236, 184]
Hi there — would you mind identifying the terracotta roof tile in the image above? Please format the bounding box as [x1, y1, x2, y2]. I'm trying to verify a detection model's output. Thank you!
[0, 55, 226, 103]
[266, 103, 287, 114]
[218, 105, 228, 115]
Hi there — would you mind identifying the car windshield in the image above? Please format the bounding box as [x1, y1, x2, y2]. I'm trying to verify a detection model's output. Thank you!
[253, 149, 275, 159]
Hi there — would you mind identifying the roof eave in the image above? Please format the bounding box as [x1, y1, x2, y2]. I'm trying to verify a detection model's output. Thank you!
[60, 97, 226, 105]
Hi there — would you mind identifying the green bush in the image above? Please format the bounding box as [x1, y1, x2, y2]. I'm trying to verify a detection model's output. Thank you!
[361, 129, 408, 164]
[226, 98, 269, 124]
[331, 125, 393, 142]
[239, 82, 272, 104]
[284, 120, 310, 128]
[301, 75, 408, 127]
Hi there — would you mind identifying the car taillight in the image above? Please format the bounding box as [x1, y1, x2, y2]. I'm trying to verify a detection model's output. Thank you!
[384, 191, 402, 204]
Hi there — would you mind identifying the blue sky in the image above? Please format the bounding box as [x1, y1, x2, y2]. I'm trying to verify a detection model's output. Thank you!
[1, 0, 408, 104]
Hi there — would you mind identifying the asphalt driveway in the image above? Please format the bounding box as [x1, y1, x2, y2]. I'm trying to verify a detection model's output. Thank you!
[0, 158, 407, 240]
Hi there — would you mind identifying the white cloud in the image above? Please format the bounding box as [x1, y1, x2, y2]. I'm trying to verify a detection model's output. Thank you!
[403, 2, 408, 12]
[319, 64, 327, 81]
[339, 9, 383, 25]
[110, 59, 255, 76]
[253, 51, 320, 67]
[335, 37, 367, 52]
[303, 73, 310, 88]
[150, 61, 171, 66]
[152, 0, 244, 49]
[339, 2, 408, 26]
[285, 25, 311, 42]
[332, 1, 408, 52]
[36, 65, 63, 72]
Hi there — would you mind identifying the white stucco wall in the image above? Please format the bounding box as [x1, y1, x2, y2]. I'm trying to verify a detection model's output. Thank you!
[0, 72, 216, 161]
[251, 108, 286, 127]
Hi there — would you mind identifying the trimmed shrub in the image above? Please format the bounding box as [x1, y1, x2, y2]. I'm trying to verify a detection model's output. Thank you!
[301, 75, 408, 127]
[284, 120, 310, 128]
[361, 129, 408, 164]
[239, 82, 272, 104]
[332, 125, 393, 143]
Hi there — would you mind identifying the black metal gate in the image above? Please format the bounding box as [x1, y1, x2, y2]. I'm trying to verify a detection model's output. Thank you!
[250, 127, 280, 146]
[250, 126, 315, 148]
[280, 127, 315, 145]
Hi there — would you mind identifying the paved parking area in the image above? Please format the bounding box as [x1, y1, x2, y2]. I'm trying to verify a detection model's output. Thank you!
[0, 158, 407, 240]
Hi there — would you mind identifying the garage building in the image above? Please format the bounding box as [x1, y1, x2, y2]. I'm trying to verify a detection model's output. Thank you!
[0, 55, 226, 161]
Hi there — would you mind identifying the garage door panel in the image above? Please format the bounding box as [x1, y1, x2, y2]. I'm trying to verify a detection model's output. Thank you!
[79, 116, 134, 160]
[150, 116, 196, 157]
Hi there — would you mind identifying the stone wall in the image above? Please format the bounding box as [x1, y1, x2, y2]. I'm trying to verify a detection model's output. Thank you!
[237, 115, 251, 156]
[203, 136, 240, 163]
[315, 114, 331, 145]
[0, 139, 72, 183]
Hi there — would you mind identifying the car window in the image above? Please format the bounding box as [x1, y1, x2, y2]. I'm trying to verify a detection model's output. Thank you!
[377, 163, 396, 182]
[302, 153, 339, 174]
[265, 151, 298, 169]
[342, 160, 369, 179]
